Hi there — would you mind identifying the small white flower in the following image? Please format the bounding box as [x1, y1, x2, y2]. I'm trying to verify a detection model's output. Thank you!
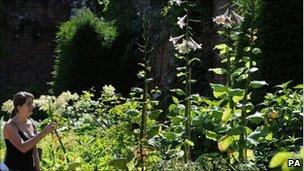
[187, 37, 202, 51]
[175, 39, 190, 54]
[213, 9, 233, 27]
[177, 14, 187, 29]
[231, 11, 244, 23]
[169, 34, 184, 45]
[170, 0, 184, 6]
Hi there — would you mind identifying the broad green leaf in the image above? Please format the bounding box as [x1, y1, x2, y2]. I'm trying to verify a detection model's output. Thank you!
[236, 74, 248, 82]
[246, 112, 265, 124]
[170, 116, 183, 125]
[211, 109, 223, 120]
[210, 84, 228, 98]
[250, 81, 268, 88]
[227, 126, 243, 135]
[218, 135, 233, 152]
[162, 131, 177, 141]
[209, 68, 227, 75]
[214, 44, 229, 54]
[126, 160, 135, 171]
[228, 88, 244, 97]
[126, 109, 140, 117]
[109, 158, 127, 169]
[269, 152, 293, 168]
[204, 130, 218, 141]
[147, 126, 160, 139]
[221, 105, 232, 124]
[232, 67, 245, 77]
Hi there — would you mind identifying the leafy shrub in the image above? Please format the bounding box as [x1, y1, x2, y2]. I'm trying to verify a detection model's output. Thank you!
[52, 8, 117, 94]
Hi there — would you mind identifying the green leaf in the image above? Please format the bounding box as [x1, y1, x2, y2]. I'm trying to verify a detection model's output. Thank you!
[232, 67, 245, 77]
[147, 126, 160, 139]
[171, 116, 183, 125]
[252, 48, 262, 55]
[228, 88, 244, 97]
[244, 47, 251, 52]
[250, 81, 268, 88]
[221, 105, 232, 124]
[269, 152, 293, 168]
[294, 84, 303, 89]
[214, 44, 229, 54]
[227, 126, 243, 135]
[249, 67, 258, 73]
[162, 131, 177, 141]
[236, 74, 248, 82]
[148, 110, 162, 120]
[204, 130, 218, 141]
[265, 132, 273, 141]
[185, 139, 194, 146]
[188, 58, 201, 65]
[177, 72, 186, 77]
[126, 109, 140, 117]
[109, 158, 127, 169]
[210, 84, 228, 95]
[218, 135, 233, 152]
[246, 112, 265, 124]
[172, 96, 179, 104]
[246, 137, 259, 146]
[209, 68, 227, 75]
[171, 89, 185, 96]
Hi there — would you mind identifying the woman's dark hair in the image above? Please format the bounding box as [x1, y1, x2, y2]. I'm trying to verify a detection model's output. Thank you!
[11, 92, 34, 118]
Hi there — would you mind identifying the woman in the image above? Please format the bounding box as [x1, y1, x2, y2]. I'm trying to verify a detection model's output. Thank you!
[3, 92, 57, 171]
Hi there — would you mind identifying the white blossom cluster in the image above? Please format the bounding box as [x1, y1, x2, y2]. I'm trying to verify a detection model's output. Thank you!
[213, 9, 244, 27]
[1, 99, 14, 114]
[169, 35, 202, 54]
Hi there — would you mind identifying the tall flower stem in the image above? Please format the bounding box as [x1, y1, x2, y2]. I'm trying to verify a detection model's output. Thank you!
[139, 14, 151, 171]
[183, 1, 192, 163]
[239, 0, 255, 161]
[48, 101, 70, 163]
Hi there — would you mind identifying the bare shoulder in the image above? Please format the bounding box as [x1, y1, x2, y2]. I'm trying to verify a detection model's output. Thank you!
[3, 120, 18, 135]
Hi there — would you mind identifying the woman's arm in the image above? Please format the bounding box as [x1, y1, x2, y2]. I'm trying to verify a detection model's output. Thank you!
[3, 122, 56, 153]
[33, 147, 41, 171]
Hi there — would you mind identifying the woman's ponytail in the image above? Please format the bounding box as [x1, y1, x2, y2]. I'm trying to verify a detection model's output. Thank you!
[10, 108, 16, 118]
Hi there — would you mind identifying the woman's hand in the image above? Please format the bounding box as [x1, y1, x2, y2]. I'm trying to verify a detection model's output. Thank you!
[42, 122, 57, 135]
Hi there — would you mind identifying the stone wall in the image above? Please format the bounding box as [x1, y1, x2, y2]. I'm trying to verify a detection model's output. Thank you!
[0, 0, 70, 97]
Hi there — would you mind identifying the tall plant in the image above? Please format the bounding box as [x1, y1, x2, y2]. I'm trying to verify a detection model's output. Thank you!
[169, 0, 202, 162]
[210, 0, 266, 163]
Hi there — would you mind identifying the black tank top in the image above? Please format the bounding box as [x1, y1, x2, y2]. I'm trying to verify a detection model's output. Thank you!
[4, 121, 36, 171]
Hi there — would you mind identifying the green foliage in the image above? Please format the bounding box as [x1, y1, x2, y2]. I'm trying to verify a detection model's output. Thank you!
[52, 8, 117, 94]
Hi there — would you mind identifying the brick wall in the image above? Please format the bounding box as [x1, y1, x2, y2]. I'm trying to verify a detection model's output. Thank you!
[0, 0, 70, 96]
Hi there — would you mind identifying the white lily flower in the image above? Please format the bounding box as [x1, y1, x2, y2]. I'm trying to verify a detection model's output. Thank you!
[231, 11, 244, 23]
[169, 34, 184, 45]
[170, 0, 184, 6]
[177, 14, 187, 29]
[175, 39, 190, 54]
[213, 9, 233, 27]
[187, 37, 202, 51]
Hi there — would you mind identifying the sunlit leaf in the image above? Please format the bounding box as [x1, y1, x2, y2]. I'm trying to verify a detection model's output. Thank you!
[269, 152, 293, 168]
